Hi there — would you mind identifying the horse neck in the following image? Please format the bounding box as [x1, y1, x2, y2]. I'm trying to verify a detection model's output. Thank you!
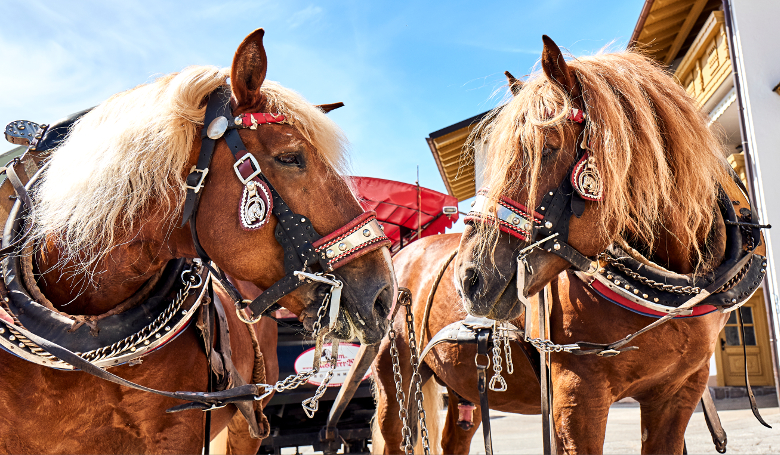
[35, 219, 194, 316]
[642, 204, 727, 275]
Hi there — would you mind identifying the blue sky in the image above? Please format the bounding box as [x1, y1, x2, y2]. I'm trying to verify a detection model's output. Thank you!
[0, 0, 644, 232]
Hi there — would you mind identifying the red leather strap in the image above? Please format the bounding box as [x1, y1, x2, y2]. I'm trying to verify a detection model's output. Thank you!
[235, 113, 287, 128]
[590, 279, 717, 318]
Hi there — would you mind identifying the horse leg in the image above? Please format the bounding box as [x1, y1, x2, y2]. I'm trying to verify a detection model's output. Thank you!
[440, 387, 480, 455]
[638, 368, 709, 455]
[372, 325, 413, 454]
[552, 363, 612, 454]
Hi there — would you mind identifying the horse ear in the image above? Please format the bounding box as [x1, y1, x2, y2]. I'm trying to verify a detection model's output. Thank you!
[231, 28, 268, 109]
[504, 71, 523, 96]
[316, 102, 345, 114]
[541, 35, 577, 95]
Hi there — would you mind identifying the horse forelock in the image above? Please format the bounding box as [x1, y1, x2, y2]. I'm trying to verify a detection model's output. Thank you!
[471, 49, 729, 270]
[30, 66, 349, 278]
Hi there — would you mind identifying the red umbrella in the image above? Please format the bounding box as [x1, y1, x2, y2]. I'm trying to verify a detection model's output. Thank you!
[350, 176, 459, 252]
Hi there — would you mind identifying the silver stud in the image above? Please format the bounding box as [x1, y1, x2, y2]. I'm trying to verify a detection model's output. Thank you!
[761, 269, 766, 273]
[3, 297, 8, 303]
[182, 310, 188, 315]
[0, 328, 4, 334]
[522, 222, 531, 231]
[643, 294, 648, 299]
[553, 243, 561, 250]
[653, 298, 659, 303]
[607, 274, 613, 280]
[235, 116, 242, 125]
[144, 340, 150, 345]
[363, 229, 371, 237]
[540, 207, 546, 211]
[633, 289, 639, 294]
[549, 192, 554, 196]
[624, 285, 630, 290]
[545, 221, 553, 229]
[18, 342, 24, 348]
[326, 249, 335, 258]
[338, 242, 347, 251]
[301, 218, 306, 223]
[9, 335, 15, 341]
[614, 280, 620, 285]
[164, 326, 171, 331]
[512, 217, 521, 225]
[732, 298, 737, 304]
[155, 333, 162, 339]
[130, 346, 136, 352]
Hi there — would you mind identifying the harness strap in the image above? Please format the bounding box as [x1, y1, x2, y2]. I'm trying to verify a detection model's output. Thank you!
[475, 328, 493, 455]
[701, 387, 728, 453]
[0, 306, 274, 410]
[739, 310, 772, 428]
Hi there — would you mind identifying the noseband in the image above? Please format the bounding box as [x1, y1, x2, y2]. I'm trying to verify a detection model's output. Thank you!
[181, 86, 391, 322]
[465, 107, 600, 275]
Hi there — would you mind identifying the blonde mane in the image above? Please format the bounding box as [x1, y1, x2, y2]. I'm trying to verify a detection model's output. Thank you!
[473, 50, 730, 269]
[30, 66, 349, 277]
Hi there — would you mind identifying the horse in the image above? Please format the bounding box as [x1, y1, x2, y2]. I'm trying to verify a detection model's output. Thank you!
[376, 36, 767, 454]
[0, 28, 394, 454]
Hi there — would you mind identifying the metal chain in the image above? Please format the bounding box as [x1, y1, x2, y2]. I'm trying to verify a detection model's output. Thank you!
[301, 340, 339, 418]
[389, 323, 413, 454]
[526, 337, 581, 354]
[488, 331, 508, 391]
[404, 294, 431, 455]
[602, 255, 701, 295]
[6, 263, 202, 365]
[502, 325, 514, 375]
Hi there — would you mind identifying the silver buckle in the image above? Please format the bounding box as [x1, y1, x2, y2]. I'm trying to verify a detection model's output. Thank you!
[233, 154, 262, 185]
[185, 166, 209, 193]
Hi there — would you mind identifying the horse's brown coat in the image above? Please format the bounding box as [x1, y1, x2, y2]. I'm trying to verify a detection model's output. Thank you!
[0, 28, 392, 453]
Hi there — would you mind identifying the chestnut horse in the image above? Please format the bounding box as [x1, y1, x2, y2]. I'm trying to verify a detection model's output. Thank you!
[0, 29, 394, 453]
[377, 37, 765, 454]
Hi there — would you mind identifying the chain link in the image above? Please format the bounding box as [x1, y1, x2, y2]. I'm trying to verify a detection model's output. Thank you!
[404, 294, 431, 455]
[602, 255, 701, 295]
[502, 325, 514, 375]
[526, 337, 580, 353]
[389, 324, 413, 454]
[488, 328, 508, 392]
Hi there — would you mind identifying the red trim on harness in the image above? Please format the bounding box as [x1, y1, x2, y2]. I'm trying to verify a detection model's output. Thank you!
[313, 211, 391, 270]
[590, 279, 717, 318]
[236, 112, 287, 128]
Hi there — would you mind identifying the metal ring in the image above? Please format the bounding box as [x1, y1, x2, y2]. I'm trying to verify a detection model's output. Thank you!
[236, 307, 262, 324]
[181, 269, 203, 289]
[474, 353, 490, 369]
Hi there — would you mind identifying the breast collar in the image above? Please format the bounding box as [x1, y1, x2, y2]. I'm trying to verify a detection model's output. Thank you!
[465, 107, 769, 315]
[181, 85, 391, 322]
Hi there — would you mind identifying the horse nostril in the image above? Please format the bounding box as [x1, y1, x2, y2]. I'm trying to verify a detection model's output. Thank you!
[373, 285, 392, 320]
[463, 267, 481, 300]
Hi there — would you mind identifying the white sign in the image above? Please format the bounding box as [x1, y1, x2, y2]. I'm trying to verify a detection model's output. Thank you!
[293, 343, 370, 387]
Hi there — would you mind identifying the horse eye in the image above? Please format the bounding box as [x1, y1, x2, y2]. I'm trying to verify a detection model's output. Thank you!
[276, 154, 301, 166]
[542, 147, 558, 157]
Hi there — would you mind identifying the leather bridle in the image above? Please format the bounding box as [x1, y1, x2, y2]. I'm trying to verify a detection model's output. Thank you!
[181, 85, 391, 323]
[465, 106, 600, 280]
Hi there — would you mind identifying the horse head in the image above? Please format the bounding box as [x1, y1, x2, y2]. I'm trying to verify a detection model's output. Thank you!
[32, 29, 394, 345]
[456, 36, 729, 321]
